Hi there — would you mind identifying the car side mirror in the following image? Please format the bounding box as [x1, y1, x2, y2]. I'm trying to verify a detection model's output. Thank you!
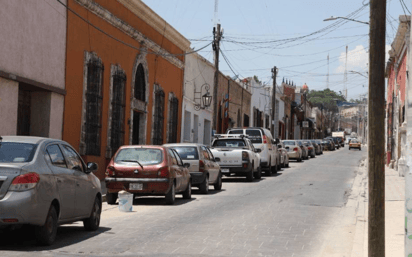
[254, 149, 262, 153]
[214, 157, 221, 162]
[277, 144, 282, 149]
[183, 163, 190, 168]
[87, 162, 98, 172]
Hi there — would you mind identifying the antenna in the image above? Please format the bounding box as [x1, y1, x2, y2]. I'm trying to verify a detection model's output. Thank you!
[213, 0, 219, 27]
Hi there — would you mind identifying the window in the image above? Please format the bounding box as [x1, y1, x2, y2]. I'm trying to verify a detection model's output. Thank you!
[85, 57, 104, 156]
[168, 149, 178, 165]
[153, 88, 165, 145]
[134, 64, 146, 101]
[212, 140, 246, 147]
[61, 145, 85, 172]
[0, 143, 37, 163]
[172, 147, 199, 160]
[46, 145, 67, 168]
[115, 148, 163, 165]
[172, 149, 184, 166]
[206, 148, 215, 161]
[167, 96, 179, 143]
[201, 146, 210, 159]
[111, 70, 126, 154]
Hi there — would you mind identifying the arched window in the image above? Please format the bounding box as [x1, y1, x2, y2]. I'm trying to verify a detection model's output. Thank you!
[134, 64, 145, 101]
[152, 88, 165, 145]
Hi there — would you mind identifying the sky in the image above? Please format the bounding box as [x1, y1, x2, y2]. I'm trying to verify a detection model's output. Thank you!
[143, 0, 409, 101]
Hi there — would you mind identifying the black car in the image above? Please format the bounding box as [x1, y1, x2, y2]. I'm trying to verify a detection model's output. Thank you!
[325, 137, 340, 149]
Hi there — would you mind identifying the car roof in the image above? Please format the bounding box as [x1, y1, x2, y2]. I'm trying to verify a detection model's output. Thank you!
[119, 145, 165, 150]
[0, 136, 59, 144]
[163, 143, 203, 147]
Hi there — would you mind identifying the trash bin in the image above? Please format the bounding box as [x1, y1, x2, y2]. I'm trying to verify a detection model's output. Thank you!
[118, 190, 133, 212]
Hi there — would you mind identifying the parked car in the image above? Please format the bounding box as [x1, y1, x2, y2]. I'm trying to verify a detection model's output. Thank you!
[325, 137, 339, 149]
[226, 127, 279, 175]
[315, 140, 324, 153]
[277, 142, 290, 168]
[302, 140, 316, 158]
[105, 146, 191, 205]
[210, 134, 262, 180]
[349, 139, 361, 150]
[163, 143, 222, 194]
[321, 139, 334, 151]
[297, 140, 309, 160]
[0, 136, 101, 245]
[282, 140, 303, 162]
[310, 140, 322, 155]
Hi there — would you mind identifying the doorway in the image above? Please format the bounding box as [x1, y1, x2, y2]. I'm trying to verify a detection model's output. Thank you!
[17, 89, 31, 135]
[132, 111, 141, 145]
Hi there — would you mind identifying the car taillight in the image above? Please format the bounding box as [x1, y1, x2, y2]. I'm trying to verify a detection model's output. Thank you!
[242, 151, 249, 160]
[262, 135, 268, 144]
[2, 219, 18, 223]
[199, 160, 205, 172]
[106, 166, 116, 176]
[9, 172, 40, 191]
[158, 167, 170, 177]
[293, 147, 299, 152]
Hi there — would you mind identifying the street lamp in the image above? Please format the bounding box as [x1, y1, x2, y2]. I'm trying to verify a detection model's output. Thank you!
[202, 92, 213, 109]
[194, 83, 213, 110]
[323, 16, 369, 25]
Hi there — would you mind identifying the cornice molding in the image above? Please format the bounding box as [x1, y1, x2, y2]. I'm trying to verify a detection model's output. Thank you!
[117, 0, 191, 51]
[74, 0, 184, 69]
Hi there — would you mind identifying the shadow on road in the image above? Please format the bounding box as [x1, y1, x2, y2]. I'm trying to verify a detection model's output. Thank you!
[191, 189, 227, 195]
[131, 196, 197, 206]
[0, 224, 110, 251]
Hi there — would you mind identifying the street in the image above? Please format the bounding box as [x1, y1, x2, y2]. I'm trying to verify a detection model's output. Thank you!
[0, 148, 366, 257]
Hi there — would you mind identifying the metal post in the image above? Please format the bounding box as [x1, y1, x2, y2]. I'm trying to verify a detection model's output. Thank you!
[368, 0, 386, 255]
[271, 67, 277, 137]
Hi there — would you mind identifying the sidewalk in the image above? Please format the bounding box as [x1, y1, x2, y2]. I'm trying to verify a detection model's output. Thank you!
[351, 160, 405, 256]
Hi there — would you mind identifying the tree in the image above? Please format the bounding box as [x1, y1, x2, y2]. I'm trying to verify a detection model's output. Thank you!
[307, 89, 346, 112]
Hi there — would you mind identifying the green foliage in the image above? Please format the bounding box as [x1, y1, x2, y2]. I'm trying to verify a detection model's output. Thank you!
[307, 89, 346, 112]
[349, 98, 362, 104]
[253, 75, 260, 83]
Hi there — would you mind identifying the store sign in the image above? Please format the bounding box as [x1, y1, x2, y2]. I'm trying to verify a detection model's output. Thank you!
[302, 121, 309, 128]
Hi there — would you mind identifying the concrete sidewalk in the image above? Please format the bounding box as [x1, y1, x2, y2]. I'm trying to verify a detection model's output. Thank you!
[351, 161, 405, 256]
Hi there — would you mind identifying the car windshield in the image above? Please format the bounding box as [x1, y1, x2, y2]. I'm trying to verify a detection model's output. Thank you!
[115, 148, 163, 165]
[213, 139, 246, 148]
[0, 142, 37, 163]
[245, 130, 262, 144]
[283, 141, 295, 146]
[351, 140, 359, 143]
[171, 147, 199, 160]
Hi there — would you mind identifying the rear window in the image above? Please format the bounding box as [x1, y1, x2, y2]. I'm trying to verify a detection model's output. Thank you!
[213, 139, 246, 148]
[245, 129, 262, 144]
[172, 147, 199, 160]
[114, 148, 163, 165]
[228, 130, 243, 135]
[0, 142, 37, 163]
[283, 141, 295, 146]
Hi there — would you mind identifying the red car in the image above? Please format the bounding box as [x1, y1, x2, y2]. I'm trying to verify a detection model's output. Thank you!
[105, 146, 191, 205]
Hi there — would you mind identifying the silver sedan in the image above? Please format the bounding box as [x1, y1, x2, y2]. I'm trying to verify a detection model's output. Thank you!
[0, 136, 102, 245]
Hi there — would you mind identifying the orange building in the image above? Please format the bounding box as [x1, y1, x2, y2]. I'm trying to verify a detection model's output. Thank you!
[63, 0, 190, 179]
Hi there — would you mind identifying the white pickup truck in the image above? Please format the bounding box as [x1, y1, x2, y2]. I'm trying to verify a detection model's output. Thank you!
[210, 135, 262, 181]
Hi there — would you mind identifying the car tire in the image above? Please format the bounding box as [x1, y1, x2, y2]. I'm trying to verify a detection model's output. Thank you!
[35, 205, 58, 246]
[214, 173, 223, 190]
[349, 147, 351, 150]
[182, 180, 192, 199]
[199, 176, 209, 194]
[106, 192, 118, 205]
[246, 167, 254, 182]
[286, 161, 289, 168]
[298, 156, 302, 162]
[311, 153, 315, 158]
[271, 161, 278, 173]
[265, 160, 272, 176]
[359, 148, 361, 151]
[165, 183, 175, 205]
[83, 196, 101, 231]
[254, 165, 262, 179]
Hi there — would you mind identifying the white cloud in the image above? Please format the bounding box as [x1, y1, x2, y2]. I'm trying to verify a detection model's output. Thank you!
[335, 44, 391, 73]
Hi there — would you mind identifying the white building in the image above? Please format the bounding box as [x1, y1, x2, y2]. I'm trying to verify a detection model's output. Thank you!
[248, 78, 272, 130]
[181, 53, 214, 145]
[0, 0, 67, 138]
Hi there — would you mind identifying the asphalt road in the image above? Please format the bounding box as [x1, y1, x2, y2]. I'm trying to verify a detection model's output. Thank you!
[0, 146, 366, 257]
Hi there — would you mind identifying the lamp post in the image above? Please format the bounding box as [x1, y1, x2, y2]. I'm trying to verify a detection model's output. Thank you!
[194, 83, 213, 110]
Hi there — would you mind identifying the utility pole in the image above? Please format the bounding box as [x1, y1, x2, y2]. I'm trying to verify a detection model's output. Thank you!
[271, 66, 277, 137]
[212, 24, 222, 133]
[368, 0, 386, 256]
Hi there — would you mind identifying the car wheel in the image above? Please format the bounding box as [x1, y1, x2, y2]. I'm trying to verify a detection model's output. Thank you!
[254, 165, 262, 179]
[246, 167, 254, 182]
[311, 153, 315, 158]
[349, 147, 351, 150]
[35, 205, 58, 246]
[286, 161, 289, 168]
[165, 183, 175, 205]
[182, 180, 192, 199]
[271, 161, 278, 173]
[359, 148, 361, 151]
[266, 160, 272, 176]
[84, 196, 101, 231]
[298, 155, 302, 162]
[214, 173, 223, 190]
[199, 176, 209, 194]
[106, 192, 118, 205]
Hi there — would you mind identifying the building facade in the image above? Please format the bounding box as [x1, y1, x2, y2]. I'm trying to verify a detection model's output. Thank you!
[181, 53, 214, 145]
[63, 0, 190, 179]
[0, 0, 67, 138]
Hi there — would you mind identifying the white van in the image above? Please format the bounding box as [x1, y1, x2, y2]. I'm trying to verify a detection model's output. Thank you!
[226, 127, 279, 176]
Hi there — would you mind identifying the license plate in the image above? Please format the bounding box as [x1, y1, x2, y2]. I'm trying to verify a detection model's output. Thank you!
[221, 169, 230, 173]
[129, 183, 143, 190]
